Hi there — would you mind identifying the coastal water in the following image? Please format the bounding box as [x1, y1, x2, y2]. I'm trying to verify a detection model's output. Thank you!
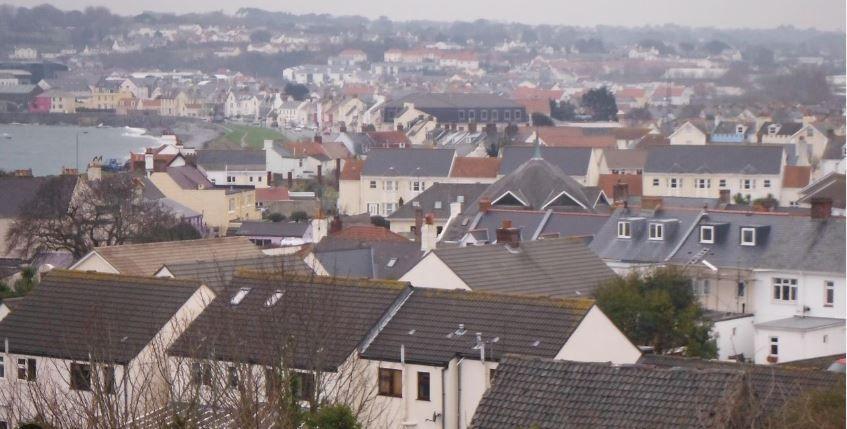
[0, 124, 164, 176]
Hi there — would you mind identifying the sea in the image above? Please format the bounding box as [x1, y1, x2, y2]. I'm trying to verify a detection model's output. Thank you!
[0, 124, 166, 176]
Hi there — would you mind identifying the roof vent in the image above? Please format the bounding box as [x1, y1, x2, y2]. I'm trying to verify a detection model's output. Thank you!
[454, 324, 467, 336]
[230, 287, 251, 305]
[531, 339, 541, 347]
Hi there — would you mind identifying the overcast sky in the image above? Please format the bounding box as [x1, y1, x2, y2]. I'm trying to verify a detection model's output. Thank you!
[7, 0, 846, 31]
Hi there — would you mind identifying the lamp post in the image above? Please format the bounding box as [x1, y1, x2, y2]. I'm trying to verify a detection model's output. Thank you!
[76, 130, 88, 171]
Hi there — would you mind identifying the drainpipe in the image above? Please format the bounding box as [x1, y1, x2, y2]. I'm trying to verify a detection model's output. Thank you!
[441, 367, 446, 429]
[401, 344, 410, 424]
[456, 357, 464, 429]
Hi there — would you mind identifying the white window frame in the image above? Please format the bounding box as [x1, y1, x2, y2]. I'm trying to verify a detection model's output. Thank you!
[770, 336, 779, 356]
[369, 180, 377, 189]
[700, 225, 714, 244]
[652, 178, 660, 187]
[824, 281, 835, 307]
[412, 181, 421, 191]
[669, 178, 680, 189]
[617, 221, 631, 238]
[648, 223, 664, 241]
[480, 110, 488, 121]
[696, 178, 711, 189]
[742, 179, 754, 190]
[367, 203, 379, 215]
[772, 278, 798, 302]
[231, 287, 251, 305]
[514, 110, 522, 120]
[740, 227, 756, 246]
[719, 179, 727, 188]
[763, 179, 771, 188]
[458, 110, 465, 121]
[503, 110, 511, 121]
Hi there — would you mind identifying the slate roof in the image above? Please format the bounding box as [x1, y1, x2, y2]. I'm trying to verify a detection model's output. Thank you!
[196, 149, 266, 171]
[638, 354, 844, 423]
[361, 148, 455, 177]
[313, 237, 422, 280]
[470, 355, 747, 429]
[235, 220, 309, 237]
[603, 148, 648, 169]
[0, 175, 77, 218]
[388, 183, 488, 220]
[644, 145, 784, 175]
[384, 92, 522, 110]
[361, 289, 595, 365]
[755, 316, 845, 331]
[82, 237, 264, 276]
[485, 158, 598, 211]
[713, 121, 754, 135]
[158, 254, 312, 292]
[758, 122, 804, 137]
[798, 172, 846, 209]
[165, 166, 215, 190]
[499, 146, 593, 176]
[429, 236, 616, 298]
[590, 207, 704, 264]
[667, 210, 845, 273]
[168, 273, 408, 370]
[821, 135, 845, 160]
[0, 270, 203, 363]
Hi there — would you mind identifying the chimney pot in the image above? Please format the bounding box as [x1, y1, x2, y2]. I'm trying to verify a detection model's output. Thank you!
[495, 220, 521, 249]
[810, 197, 833, 220]
[479, 198, 492, 213]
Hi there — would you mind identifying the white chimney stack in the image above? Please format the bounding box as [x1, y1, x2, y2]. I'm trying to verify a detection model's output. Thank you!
[310, 209, 328, 243]
[144, 151, 154, 177]
[420, 213, 437, 253]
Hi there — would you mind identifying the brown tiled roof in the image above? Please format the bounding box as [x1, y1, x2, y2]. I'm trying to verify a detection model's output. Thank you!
[340, 159, 364, 180]
[450, 157, 501, 178]
[611, 127, 652, 140]
[638, 134, 670, 147]
[471, 355, 747, 429]
[87, 237, 263, 276]
[537, 127, 617, 148]
[603, 148, 648, 169]
[782, 165, 811, 188]
[598, 173, 644, 197]
[516, 98, 552, 116]
[255, 186, 290, 202]
[0, 270, 203, 363]
[331, 225, 408, 242]
[366, 131, 410, 145]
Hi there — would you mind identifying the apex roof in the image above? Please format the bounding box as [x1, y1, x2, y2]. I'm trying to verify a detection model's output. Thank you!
[645, 145, 784, 175]
[158, 254, 312, 292]
[361, 148, 455, 177]
[385, 92, 523, 109]
[499, 146, 593, 177]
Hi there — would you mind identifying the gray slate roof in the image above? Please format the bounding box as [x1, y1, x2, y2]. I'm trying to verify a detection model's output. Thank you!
[0, 175, 77, 218]
[485, 158, 598, 211]
[168, 273, 408, 370]
[388, 183, 488, 220]
[758, 122, 804, 137]
[431, 236, 616, 298]
[0, 270, 203, 363]
[755, 316, 845, 331]
[235, 220, 309, 238]
[196, 149, 266, 171]
[590, 207, 704, 264]
[361, 289, 595, 365]
[313, 238, 422, 280]
[158, 254, 313, 292]
[470, 355, 747, 429]
[361, 148, 455, 177]
[385, 92, 522, 109]
[500, 146, 592, 176]
[645, 145, 784, 175]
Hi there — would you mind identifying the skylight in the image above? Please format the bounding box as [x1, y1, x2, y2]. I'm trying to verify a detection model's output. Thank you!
[386, 257, 398, 268]
[264, 290, 284, 307]
[230, 287, 251, 305]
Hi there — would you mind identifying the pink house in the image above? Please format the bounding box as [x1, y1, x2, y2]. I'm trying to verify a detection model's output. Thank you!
[29, 93, 51, 113]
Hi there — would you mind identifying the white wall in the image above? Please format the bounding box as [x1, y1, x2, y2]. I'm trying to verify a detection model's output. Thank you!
[555, 306, 642, 364]
[751, 269, 845, 323]
[69, 252, 120, 274]
[754, 324, 846, 365]
[399, 254, 470, 291]
[712, 315, 755, 361]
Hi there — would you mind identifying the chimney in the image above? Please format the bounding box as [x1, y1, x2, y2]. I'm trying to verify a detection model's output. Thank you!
[314, 135, 322, 144]
[420, 213, 437, 252]
[612, 181, 629, 204]
[287, 171, 293, 188]
[414, 208, 423, 243]
[310, 210, 329, 243]
[718, 189, 731, 205]
[478, 198, 491, 213]
[317, 165, 323, 184]
[449, 200, 462, 219]
[335, 158, 341, 188]
[144, 150, 154, 177]
[495, 220, 521, 249]
[640, 196, 663, 211]
[263, 139, 274, 150]
[339, 124, 347, 132]
[329, 215, 343, 234]
[810, 197, 833, 220]
[87, 156, 102, 181]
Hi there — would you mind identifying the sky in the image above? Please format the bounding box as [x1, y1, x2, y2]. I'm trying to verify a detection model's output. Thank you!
[6, 0, 846, 31]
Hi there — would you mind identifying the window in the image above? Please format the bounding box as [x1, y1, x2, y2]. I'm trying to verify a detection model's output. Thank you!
[265, 290, 284, 307]
[825, 281, 835, 307]
[434, 201, 442, 209]
[458, 110, 465, 121]
[383, 202, 397, 215]
[696, 178, 711, 189]
[770, 337, 779, 356]
[383, 181, 398, 191]
[737, 281, 746, 297]
[740, 227, 756, 246]
[298, 159, 304, 167]
[806, 127, 814, 137]
[227, 366, 239, 389]
[0, 356, 3, 378]
[773, 278, 798, 302]
[719, 179, 727, 188]
[417, 371, 430, 401]
[291, 372, 315, 400]
[191, 362, 212, 386]
[227, 175, 235, 183]
[231, 287, 251, 305]
[249, 176, 254, 182]
[258, 176, 263, 182]
[467, 110, 476, 121]
[700, 226, 715, 244]
[669, 178, 680, 188]
[491, 110, 498, 121]
[503, 110, 511, 121]
[763, 179, 771, 188]
[103, 366, 115, 394]
[617, 221, 631, 238]
[480, 110, 488, 121]
[412, 181, 421, 191]
[17, 358, 35, 381]
[513, 110, 522, 120]
[378, 368, 402, 397]
[652, 178, 660, 187]
[367, 203, 379, 215]
[369, 180, 377, 189]
[823, 334, 829, 343]
[648, 223, 664, 240]
[742, 179, 754, 190]
[692, 279, 710, 296]
[70, 363, 92, 391]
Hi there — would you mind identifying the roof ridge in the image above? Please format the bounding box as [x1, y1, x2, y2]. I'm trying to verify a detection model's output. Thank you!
[233, 270, 409, 290]
[47, 269, 202, 287]
[414, 287, 595, 310]
[97, 236, 246, 251]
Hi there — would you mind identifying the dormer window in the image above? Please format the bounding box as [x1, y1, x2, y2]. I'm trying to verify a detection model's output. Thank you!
[740, 227, 756, 246]
[434, 201, 442, 209]
[736, 125, 744, 134]
[231, 287, 251, 305]
[648, 223, 664, 240]
[700, 226, 715, 244]
[768, 124, 778, 135]
[617, 221, 631, 238]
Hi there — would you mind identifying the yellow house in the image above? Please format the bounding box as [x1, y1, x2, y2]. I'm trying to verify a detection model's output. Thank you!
[148, 166, 261, 235]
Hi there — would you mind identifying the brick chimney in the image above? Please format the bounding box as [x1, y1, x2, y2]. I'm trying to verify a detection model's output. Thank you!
[314, 135, 322, 144]
[495, 220, 521, 249]
[478, 198, 492, 213]
[329, 215, 343, 234]
[335, 158, 341, 188]
[414, 207, 423, 243]
[317, 165, 323, 184]
[287, 171, 293, 188]
[641, 196, 663, 211]
[810, 197, 833, 220]
[613, 181, 629, 204]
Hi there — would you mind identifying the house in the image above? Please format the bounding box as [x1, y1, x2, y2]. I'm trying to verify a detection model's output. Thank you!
[710, 121, 756, 144]
[224, 91, 260, 121]
[0, 270, 214, 428]
[650, 85, 693, 106]
[154, 254, 313, 293]
[147, 166, 262, 234]
[382, 93, 528, 130]
[44, 89, 77, 113]
[643, 145, 786, 201]
[779, 165, 811, 206]
[70, 236, 263, 276]
[359, 288, 641, 429]
[599, 148, 647, 175]
[668, 121, 708, 146]
[400, 235, 617, 298]
[817, 135, 845, 176]
[499, 146, 601, 185]
[255, 186, 321, 217]
[387, 183, 489, 237]
[195, 149, 269, 188]
[264, 138, 337, 180]
[85, 78, 134, 111]
[307, 235, 422, 280]
[758, 122, 829, 161]
[666, 206, 845, 364]
[234, 220, 313, 247]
